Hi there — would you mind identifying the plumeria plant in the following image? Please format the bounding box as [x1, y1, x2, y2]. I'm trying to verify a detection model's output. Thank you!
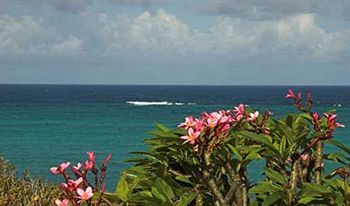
[49, 90, 349, 206]
[110, 89, 349, 206]
[50, 152, 112, 206]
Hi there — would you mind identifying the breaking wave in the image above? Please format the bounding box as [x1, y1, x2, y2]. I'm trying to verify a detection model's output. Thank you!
[126, 101, 196, 106]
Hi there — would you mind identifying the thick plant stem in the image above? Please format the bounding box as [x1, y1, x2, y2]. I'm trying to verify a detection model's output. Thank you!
[289, 160, 300, 205]
[196, 192, 204, 206]
[314, 141, 324, 184]
[240, 165, 248, 206]
[202, 151, 227, 206]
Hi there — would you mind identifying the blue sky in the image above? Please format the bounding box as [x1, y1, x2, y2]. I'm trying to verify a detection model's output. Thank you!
[0, 0, 349, 85]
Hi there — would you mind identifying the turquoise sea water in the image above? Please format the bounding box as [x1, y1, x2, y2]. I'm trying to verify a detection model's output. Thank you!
[0, 85, 349, 189]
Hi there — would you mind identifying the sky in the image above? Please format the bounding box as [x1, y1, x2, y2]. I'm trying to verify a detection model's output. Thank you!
[0, 0, 350, 85]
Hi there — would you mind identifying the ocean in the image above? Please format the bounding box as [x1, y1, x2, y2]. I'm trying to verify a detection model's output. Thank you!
[0, 85, 349, 189]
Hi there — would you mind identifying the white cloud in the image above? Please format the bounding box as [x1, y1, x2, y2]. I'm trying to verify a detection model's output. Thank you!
[99, 10, 350, 61]
[0, 15, 83, 56]
[0, 15, 48, 55]
[50, 36, 83, 55]
[1, 10, 349, 61]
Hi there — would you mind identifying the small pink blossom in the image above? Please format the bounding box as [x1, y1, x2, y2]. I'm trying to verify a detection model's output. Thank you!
[300, 154, 309, 161]
[62, 177, 83, 192]
[87, 151, 95, 163]
[285, 89, 296, 99]
[324, 113, 345, 130]
[247, 111, 259, 122]
[77, 186, 93, 201]
[73, 162, 82, 170]
[84, 160, 94, 170]
[312, 112, 319, 122]
[55, 199, 69, 206]
[180, 128, 201, 145]
[178, 116, 196, 129]
[234, 104, 245, 115]
[50, 162, 71, 175]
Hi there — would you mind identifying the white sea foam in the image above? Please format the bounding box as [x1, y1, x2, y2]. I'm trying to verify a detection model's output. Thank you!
[126, 101, 195, 106]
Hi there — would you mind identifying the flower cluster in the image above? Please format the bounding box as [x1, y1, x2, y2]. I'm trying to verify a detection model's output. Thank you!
[285, 89, 345, 139]
[178, 104, 262, 147]
[50, 152, 112, 206]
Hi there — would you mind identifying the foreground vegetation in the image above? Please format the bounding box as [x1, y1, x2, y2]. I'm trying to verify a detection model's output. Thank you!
[0, 157, 62, 205]
[1, 89, 350, 205]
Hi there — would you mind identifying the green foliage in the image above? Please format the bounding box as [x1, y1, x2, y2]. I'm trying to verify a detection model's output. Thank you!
[0, 156, 62, 206]
[108, 102, 350, 206]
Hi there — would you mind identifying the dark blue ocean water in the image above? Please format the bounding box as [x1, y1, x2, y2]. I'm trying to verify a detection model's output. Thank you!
[0, 85, 349, 189]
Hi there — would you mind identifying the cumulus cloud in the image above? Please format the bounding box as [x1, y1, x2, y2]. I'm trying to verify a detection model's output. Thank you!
[50, 36, 83, 56]
[0, 15, 49, 55]
[98, 10, 350, 61]
[199, 0, 350, 21]
[0, 15, 83, 56]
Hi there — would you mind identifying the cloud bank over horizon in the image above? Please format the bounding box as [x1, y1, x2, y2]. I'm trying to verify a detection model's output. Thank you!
[0, 0, 349, 85]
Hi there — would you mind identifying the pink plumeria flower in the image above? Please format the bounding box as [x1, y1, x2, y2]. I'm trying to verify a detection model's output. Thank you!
[87, 151, 95, 163]
[220, 123, 230, 133]
[178, 116, 196, 129]
[285, 89, 296, 99]
[300, 154, 309, 161]
[77, 186, 93, 202]
[312, 112, 319, 122]
[62, 177, 83, 191]
[234, 104, 245, 115]
[194, 118, 203, 132]
[50, 162, 71, 175]
[247, 111, 259, 122]
[180, 128, 200, 145]
[324, 113, 345, 130]
[55, 199, 69, 206]
[73, 162, 82, 170]
[84, 160, 94, 170]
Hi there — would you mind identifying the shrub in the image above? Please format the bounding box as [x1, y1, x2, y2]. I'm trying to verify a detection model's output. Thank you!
[109, 89, 350, 206]
[0, 156, 62, 206]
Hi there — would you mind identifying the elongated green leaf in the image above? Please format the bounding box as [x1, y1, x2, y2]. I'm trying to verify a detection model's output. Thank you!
[250, 182, 284, 194]
[176, 192, 197, 206]
[262, 193, 283, 206]
[298, 196, 321, 204]
[151, 186, 167, 203]
[115, 173, 130, 202]
[265, 168, 287, 185]
[304, 183, 332, 194]
[227, 145, 243, 161]
[155, 178, 175, 201]
[327, 139, 350, 155]
[238, 131, 279, 155]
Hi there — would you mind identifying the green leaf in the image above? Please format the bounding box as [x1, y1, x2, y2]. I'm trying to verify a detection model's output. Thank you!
[176, 192, 197, 206]
[279, 136, 287, 155]
[228, 145, 243, 161]
[115, 173, 130, 202]
[245, 151, 262, 161]
[304, 183, 332, 194]
[327, 139, 350, 155]
[155, 178, 175, 201]
[265, 168, 287, 185]
[298, 196, 320, 204]
[151, 186, 167, 203]
[238, 131, 279, 155]
[175, 175, 193, 185]
[250, 182, 284, 194]
[262, 193, 283, 206]
[155, 123, 171, 132]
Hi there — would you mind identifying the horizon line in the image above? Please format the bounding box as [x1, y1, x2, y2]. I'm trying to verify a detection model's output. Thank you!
[0, 83, 349, 87]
